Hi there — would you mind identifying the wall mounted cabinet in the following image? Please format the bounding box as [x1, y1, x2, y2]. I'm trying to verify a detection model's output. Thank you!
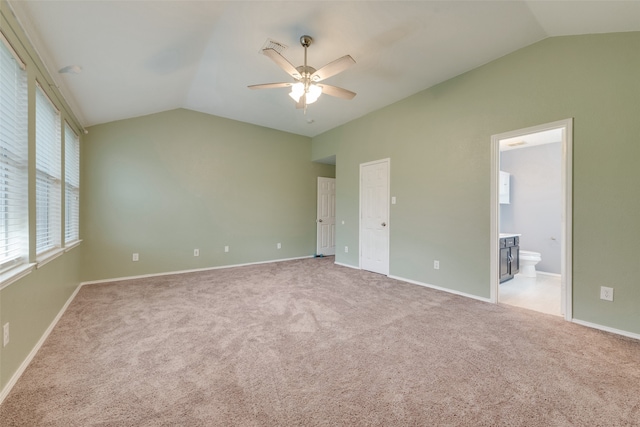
[499, 171, 510, 204]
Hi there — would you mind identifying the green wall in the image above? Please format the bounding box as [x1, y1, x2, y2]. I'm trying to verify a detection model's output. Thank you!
[81, 109, 335, 282]
[0, 250, 81, 390]
[312, 32, 640, 335]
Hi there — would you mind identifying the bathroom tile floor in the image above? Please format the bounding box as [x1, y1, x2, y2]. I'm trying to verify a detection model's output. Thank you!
[499, 273, 562, 316]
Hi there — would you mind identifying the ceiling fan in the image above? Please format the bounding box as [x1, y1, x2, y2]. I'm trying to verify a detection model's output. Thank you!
[248, 35, 356, 113]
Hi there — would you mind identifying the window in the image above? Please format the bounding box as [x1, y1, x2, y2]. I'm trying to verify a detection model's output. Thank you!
[35, 85, 62, 255]
[64, 123, 80, 244]
[0, 36, 28, 273]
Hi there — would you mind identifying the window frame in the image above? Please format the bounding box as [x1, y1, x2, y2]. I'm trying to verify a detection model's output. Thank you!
[35, 83, 63, 260]
[1, 27, 83, 287]
[0, 32, 30, 280]
[64, 122, 80, 246]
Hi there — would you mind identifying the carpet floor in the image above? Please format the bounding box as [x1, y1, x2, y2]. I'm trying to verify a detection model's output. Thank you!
[1, 257, 639, 426]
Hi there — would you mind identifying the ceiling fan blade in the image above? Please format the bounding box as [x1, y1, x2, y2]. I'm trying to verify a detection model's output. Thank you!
[311, 55, 356, 82]
[262, 48, 301, 79]
[248, 82, 293, 90]
[318, 84, 356, 100]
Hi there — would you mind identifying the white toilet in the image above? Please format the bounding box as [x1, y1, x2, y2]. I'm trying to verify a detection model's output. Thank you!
[519, 250, 542, 277]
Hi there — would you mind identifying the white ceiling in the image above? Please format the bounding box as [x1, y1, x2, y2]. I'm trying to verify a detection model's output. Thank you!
[8, 1, 640, 137]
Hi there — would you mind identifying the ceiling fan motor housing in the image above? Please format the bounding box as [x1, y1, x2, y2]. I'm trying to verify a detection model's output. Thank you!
[296, 66, 317, 78]
[300, 35, 313, 48]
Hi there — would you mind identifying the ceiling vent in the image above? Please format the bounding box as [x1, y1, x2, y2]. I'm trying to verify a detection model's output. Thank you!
[260, 39, 287, 55]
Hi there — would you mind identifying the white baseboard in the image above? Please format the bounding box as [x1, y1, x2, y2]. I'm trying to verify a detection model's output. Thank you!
[391, 275, 639, 341]
[331, 265, 491, 303]
[571, 319, 640, 341]
[81, 255, 314, 286]
[388, 275, 492, 303]
[0, 283, 83, 405]
[334, 261, 360, 270]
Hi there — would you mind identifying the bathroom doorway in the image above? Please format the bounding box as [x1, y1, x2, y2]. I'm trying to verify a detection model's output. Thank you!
[490, 119, 573, 320]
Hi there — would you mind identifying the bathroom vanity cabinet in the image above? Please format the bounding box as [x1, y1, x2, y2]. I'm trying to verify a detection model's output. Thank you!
[499, 235, 520, 283]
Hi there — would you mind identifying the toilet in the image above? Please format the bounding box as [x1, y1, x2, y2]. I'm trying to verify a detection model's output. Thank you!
[519, 250, 542, 277]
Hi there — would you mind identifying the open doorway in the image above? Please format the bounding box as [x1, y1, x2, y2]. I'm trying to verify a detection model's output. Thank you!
[490, 119, 573, 320]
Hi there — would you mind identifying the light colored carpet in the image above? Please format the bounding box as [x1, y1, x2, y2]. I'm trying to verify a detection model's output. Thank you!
[1, 257, 639, 426]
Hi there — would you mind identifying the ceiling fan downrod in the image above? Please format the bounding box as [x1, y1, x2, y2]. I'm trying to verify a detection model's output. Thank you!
[301, 35, 313, 113]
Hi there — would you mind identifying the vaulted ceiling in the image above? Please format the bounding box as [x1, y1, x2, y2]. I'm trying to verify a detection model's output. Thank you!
[8, 1, 640, 137]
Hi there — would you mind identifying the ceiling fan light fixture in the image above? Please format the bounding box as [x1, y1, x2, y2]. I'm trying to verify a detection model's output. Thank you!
[289, 82, 305, 102]
[289, 82, 322, 104]
[305, 84, 322, 104]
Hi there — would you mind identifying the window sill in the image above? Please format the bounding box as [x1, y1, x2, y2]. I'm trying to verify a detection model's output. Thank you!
[0, 263, 37, 290]
[64, 239, 82, 252]
[37, 247, 65, 269]
[0, 244, 80, 290]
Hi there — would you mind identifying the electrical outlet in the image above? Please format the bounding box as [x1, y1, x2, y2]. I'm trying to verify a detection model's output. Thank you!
[224, 246, 229, 253]
[3, 323, 9, 347]
[277, 243, 281, 249]
[132, 253, 139, 262]
[344, 246, 349, 253]
[194, 249, 199, 257]
[600, 286, 614, 301]
[434, 260, 440, 270]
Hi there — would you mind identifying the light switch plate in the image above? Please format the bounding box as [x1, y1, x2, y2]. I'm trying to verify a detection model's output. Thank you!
[3, 323, 9, 347]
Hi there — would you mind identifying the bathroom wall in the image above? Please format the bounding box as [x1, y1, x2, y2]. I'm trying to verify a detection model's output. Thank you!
[500, 142, 562, 274]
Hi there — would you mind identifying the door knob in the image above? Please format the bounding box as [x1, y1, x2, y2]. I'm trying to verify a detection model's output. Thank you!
[381, 222, 386, 227]
[318, 219, 323, 223]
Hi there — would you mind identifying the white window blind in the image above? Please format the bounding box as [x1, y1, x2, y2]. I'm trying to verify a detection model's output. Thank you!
[35, 85, 62, 255]
[64, 123, 80, 244]
[0, 35, 28, 272]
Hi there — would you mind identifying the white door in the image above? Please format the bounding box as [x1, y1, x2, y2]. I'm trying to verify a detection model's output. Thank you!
[360, 159, 390, 275]
[316, 177, 336, 256]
